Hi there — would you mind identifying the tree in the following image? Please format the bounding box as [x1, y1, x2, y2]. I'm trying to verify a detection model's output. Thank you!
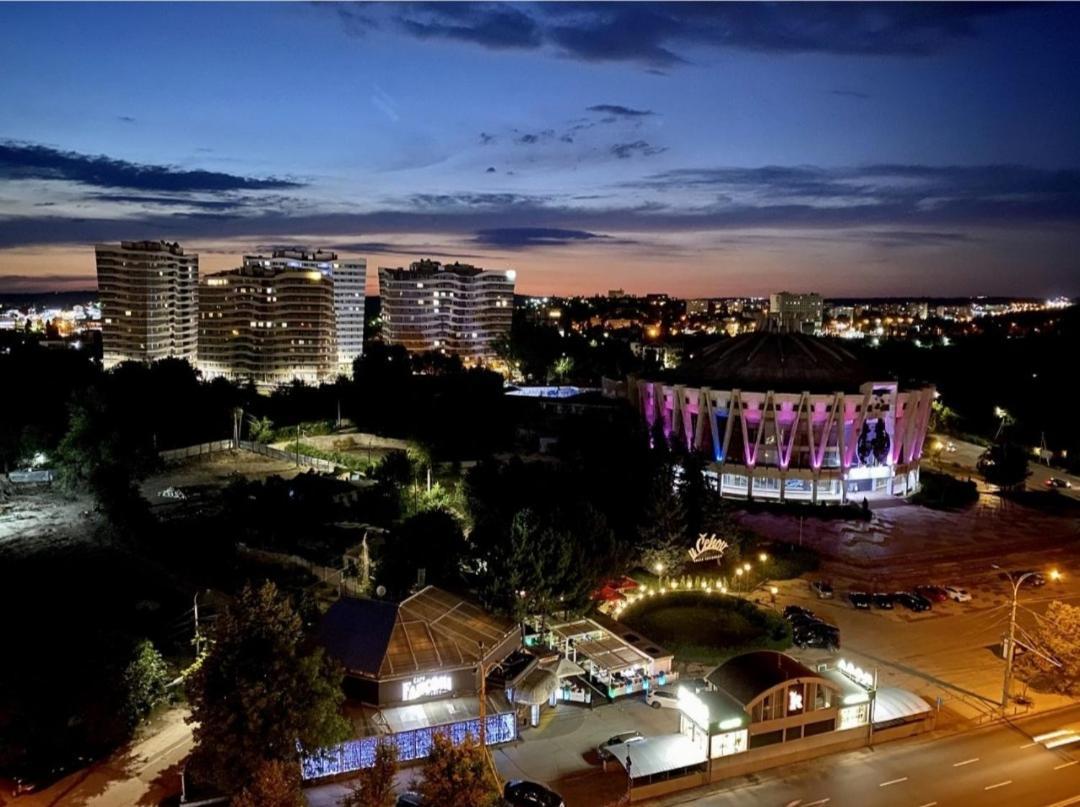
[378, 508, 467, 597]
[186, 582, 351, 795]
[122, 639, 169, 727]
[417, 733, 499, 807]
[1016, 600, 1080, 695]
[638, 463, 687, 574]
[230, 759, 305, 807]
[980, 442, 1031, 491]
[338, 742, 398, 807]
[248, 415, 275, 444]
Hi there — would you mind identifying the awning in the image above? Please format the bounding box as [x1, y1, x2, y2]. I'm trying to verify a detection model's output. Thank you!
[513, 668, 558, 706]
[873, 687, 932, 725]
[612, 734, 707, 779]
[545, 657, 586, 679]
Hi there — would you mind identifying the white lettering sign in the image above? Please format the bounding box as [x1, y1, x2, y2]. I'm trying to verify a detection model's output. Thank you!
[402, 674, 452, 702]
[688, 534, 730, 563]
[838, 659, 874, 690]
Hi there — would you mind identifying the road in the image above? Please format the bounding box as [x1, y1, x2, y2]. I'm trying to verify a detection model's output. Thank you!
[932, 434, 1080, 500]
[658, 704, 1080, 807]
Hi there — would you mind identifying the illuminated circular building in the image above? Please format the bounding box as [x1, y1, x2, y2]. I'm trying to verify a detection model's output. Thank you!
[629, 331, 935, 503]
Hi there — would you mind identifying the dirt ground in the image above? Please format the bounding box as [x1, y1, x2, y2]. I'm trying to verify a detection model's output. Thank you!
[141, 449, 304, 498]
[0, 486, 94, 559]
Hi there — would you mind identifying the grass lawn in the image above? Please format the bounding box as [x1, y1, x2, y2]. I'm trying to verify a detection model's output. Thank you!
[620, 591, 791, 664]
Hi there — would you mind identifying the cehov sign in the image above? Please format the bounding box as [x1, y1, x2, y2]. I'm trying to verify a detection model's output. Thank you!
[402, 674, 452, 702]
[688, 533, 730, 563]
[838, 659, 874, 690]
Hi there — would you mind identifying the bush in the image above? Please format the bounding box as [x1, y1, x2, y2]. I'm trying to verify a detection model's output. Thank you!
[620, 591, 791, 664]
[911, 470, 978, 510]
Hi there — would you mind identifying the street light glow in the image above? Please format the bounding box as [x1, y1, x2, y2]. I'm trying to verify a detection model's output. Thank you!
[758, 552, 768, 563]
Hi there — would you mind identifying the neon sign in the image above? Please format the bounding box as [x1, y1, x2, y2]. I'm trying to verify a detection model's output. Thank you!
[788, 686, 804, 714]
[838, 659, 874, 690]
[688, 534, 730, 563]
[402, 674, 452, 702]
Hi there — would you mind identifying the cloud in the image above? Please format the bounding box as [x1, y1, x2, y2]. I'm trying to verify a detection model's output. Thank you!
[89, 193, 248, 211]
[471, 227, 617, 248]
[587, 104, 655, 117]
[334, 3, 1024, 67]
[0, 273, 98, 292]
[611, 140, 667, 159]
[0, 141, 302, 192]
[831, 89, 870, 100]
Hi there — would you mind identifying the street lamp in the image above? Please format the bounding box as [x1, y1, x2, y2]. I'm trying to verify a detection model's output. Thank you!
[1002, 568, 1062, 709]
[735, 567, 744, 592]
[655, 562, 664, 588]
[758, 552, 769, 563]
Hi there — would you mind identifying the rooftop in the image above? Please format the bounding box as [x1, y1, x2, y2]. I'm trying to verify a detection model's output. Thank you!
[666, 330, 877, 392]
[706, 650, 822, 706]
[317, 586, 517, 680]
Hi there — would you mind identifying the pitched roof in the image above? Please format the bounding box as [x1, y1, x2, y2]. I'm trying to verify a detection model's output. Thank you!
[317, 586, 517, 680]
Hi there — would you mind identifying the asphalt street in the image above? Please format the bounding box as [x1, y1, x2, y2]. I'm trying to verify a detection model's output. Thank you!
[933, 434, 1080, 501]
[660, 704, 1080, 807]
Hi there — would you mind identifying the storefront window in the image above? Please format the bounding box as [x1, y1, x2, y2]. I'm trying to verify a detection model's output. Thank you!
[837, 703, 869, 730]
[710, 729, 748, 758]
[813, 683, 833, 710]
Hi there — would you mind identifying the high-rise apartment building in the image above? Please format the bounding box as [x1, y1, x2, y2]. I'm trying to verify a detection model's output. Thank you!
[95, 240, 199, 368]
[242, 249, 366, 375]
[769, 291, 823, 334]
[198, 263, 336, 388]
[379, 260, 515, 359]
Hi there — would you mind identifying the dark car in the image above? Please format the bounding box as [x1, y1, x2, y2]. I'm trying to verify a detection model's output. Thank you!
[793, 621, 840, 651]
[504, 780, 565, 807]
[1046, 477, 1073, 489]
[1001, 570, 1047, 587]
[872, 592, 894, 609]
[847, 591, 871, 609]
[783, 605, 817, 621]
[811, 580, 834, 599]
[894, 591, 932, 612]
[396, 794, 424, 807]
[914, 585, 948, 603]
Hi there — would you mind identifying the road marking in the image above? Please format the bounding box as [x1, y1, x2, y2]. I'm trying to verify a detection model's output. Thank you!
[985, 780, 1013, 791]
[916, 802, 938, 807]
[803, 800, 831, 806]
[879, 777, 908, 787]
[1055, 761, 1079, 771]
[1021, 742, 1038, 748]
[953, 757, 980, 767]
[1042, 796, 1080, 807]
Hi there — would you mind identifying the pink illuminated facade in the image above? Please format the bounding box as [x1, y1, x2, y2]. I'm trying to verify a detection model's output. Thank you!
[629, 333, 935, 503]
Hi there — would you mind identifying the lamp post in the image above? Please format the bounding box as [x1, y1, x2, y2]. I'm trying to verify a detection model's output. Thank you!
[655, 562, 664, 589]
[1001, 568, 1061, 710]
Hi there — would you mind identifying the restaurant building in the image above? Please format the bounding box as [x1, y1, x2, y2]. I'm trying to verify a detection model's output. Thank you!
[304, 587, 521, 779]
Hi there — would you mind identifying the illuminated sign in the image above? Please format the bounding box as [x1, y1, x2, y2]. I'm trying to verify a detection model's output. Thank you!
[402, 675, 452, 702]
[838, 659, 874, 690]
[787, 686, 804, 714]
[688, 534, 730, 563]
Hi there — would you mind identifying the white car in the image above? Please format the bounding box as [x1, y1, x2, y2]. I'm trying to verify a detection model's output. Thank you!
[646, 689, 679, 710]
[944, 586, 972, 603]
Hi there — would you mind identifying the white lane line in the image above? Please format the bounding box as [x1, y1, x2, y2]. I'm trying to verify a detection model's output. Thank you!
[804, 800, 831, 806]
[916, 802, 938, 807]
[1042, 796, 1080, 807]
[953, 757, 980, 767]
[1021, 741, 1038, 748]
[1055, 761, 1079, 770]
[985, 780, 1013, 790]
[879, 777, 908, 787]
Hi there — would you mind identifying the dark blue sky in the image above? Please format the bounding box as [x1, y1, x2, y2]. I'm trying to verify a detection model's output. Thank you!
[1, 2, 1078, 296]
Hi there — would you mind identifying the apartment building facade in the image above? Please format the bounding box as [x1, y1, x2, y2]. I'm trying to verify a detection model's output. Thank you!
[95, 240, 199, 368]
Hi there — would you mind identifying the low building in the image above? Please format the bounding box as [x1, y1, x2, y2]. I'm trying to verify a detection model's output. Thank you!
[304, 586, 521, 780]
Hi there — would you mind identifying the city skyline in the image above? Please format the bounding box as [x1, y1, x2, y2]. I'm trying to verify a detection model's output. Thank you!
[2, 2, 1079, 297]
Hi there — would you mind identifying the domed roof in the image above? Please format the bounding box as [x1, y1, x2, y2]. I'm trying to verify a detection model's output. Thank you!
[672, 331, 875, 392]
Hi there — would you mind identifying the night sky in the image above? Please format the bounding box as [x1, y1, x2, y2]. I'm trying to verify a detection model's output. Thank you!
[1, 2, 1078, 297]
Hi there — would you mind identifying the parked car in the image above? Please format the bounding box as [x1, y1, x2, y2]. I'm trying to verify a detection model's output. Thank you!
[847, 591, 872, 610]
[504, 780, 565, 807]
[646, 689, 679, 709]
[1046, 477, 1073, 489]
[783, 605, 817, 621]
[810, 580, 834, 599]
[396, 794, 424, 807]
[894, 591, 932, 612]
[944, 585, 972, 603]
[598, 731, 645, 760]
[1000, 570, 1047, 587]
[793, 621, 840, 651]
[872, 592, 894, 610]
[914, 585, 949, 603]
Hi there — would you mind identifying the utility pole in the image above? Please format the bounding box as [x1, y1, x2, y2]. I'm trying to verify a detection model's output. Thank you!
[295, 425, 301, 467]
[1002, 569, 1061, 709]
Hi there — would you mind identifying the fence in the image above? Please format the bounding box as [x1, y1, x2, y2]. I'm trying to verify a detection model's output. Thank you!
[237, 543, 366, 597]
[158, 439, 339, 473]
